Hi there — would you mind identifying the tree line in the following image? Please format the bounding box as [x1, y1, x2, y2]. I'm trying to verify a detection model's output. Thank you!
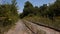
[20, 0, 60, 20]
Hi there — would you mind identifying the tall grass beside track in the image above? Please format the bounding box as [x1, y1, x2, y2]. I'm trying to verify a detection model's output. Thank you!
[24, 16, 60, 31]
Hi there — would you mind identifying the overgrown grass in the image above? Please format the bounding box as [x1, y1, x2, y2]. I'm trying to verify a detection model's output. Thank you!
[24, 16, 60, 30]
[0, 16, 19, 34]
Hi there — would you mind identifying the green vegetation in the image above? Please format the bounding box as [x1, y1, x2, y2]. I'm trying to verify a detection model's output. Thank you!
[24, 16, 60, 30]
[0, 0, 18, 34]
[20, 0, 60, 30]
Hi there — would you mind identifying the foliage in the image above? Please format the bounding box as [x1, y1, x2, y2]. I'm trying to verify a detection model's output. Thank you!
[0, 0, 18, 34]
[20, 1, 34, 18]
[20, 0, 60, 19]
[24, 16, 60, 30]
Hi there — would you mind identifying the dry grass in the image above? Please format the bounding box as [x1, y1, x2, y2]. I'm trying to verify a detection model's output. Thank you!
[24, 16, 60, 30]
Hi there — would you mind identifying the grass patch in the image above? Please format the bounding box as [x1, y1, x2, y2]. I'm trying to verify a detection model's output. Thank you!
[24, 16, 60, 30]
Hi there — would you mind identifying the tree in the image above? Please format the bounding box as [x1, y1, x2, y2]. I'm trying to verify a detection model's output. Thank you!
[0, 0, 18, 27]
[23, 1, 34, 17]
[11, 0, 18, 16]
[34, 6, 39, 15]
[39, 4, 48, 17]
[48, 0, 60, 18]
[54, 0, 60, 16]
[0, 0, 18, 34]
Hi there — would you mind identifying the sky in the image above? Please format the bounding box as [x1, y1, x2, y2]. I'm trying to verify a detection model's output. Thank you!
[0, 0, 56, 13]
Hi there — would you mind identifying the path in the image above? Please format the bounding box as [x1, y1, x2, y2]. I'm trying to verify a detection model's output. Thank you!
[6, 20, 60, 34]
